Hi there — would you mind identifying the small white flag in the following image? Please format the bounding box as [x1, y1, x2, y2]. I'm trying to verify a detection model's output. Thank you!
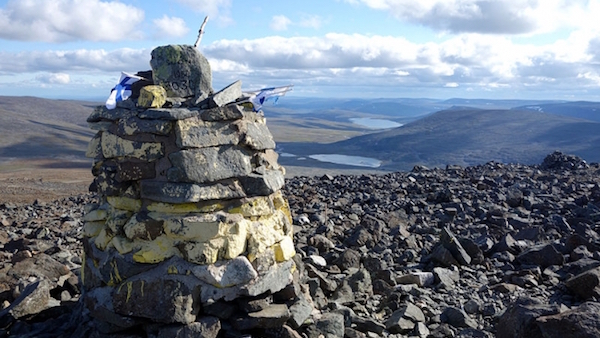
[105, 72, 145, 109]
[243, 85, 293, 112]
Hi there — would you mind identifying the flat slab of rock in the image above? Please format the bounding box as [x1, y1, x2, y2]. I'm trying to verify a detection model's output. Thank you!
[168, 146, 252, 184]
[141, 180, 247, 203]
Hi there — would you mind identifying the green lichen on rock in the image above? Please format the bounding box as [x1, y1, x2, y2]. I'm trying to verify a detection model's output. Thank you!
[150, 44, 213, 101]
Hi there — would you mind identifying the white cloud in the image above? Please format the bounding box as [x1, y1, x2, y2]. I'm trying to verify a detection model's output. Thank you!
[2, 26, 600, 99]
[36, 73, 71, 84]
[0, 48, 152, 74]
[0, 0, 145, 42]
[270, 15, 292, 31]
[175, 0, 233, 26]
[202, 31, 600, 97]
[153, 15, 190, 39]
[345, 0, 598, 35]
[299, 14, 324, 29]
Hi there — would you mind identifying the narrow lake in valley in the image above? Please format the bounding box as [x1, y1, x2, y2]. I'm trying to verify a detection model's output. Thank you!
[350, 117, 403, 129]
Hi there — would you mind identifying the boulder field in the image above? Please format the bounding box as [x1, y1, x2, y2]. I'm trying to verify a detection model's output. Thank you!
[0, 151, 599, 337]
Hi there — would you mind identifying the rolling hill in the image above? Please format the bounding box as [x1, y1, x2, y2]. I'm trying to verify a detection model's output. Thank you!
[0, 96, 96, 165]
[279, 108, 600, 171]
[513, 101, 600, 122]
[2, 96, 599, 174]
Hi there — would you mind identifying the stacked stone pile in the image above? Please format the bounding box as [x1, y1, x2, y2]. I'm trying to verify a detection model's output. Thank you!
[81, 45, 304, 336]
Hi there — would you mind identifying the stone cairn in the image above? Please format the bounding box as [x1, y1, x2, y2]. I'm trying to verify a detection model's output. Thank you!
[82, 45, 306, 337]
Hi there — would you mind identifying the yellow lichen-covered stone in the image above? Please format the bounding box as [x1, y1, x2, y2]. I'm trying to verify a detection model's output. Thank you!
[247, 217, 286, 258]
[147, 201, 224, 214]
[101, 132, 163, 161]
[107, 196, 142, 212]
[259, 210, 289, 232]
[137, 85, 167, 109]
[163, 214, 223, 242]
[111, 236, 134, 255]
[132, 235, 180, 264]
[83, 208, 107, 222]
[272, 191, 293, 225]
[183, 239, 224, 265]
[265, 209, 293, 237]
[83, 221, 105, 238]
[95, 228, 114, 251]
[273, 236, 296, 262]
[228, 196, 274, 217]
[224, 219, 249, 259]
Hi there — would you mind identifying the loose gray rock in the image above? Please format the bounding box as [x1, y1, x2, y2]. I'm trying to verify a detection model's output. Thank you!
[565, 266, 600, 299]
[441, 306, 478, 329]
[517, 243, 565, 268]
[232, 304, 291, 330]
[441, 226, 472, 265]
[312, 312, 345, 338]
[496, 297, 560, 338]
[385, 302, 425, 334]
[155, 316, 221, 338]
[536, 302, 600, 338]
[0, 279, 52, 320]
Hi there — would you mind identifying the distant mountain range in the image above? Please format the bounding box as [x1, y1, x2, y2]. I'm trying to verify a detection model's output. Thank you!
[513, 101, 600, 122]
[1, 95, 599, 173]
[334, 108, 600, 170]
[276, 100, 600, 171]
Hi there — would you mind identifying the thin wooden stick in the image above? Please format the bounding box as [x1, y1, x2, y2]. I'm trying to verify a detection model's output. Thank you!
[194, 16, 210, 48]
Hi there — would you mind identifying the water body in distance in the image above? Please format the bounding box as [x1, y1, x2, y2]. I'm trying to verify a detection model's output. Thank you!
[309, 154, 382, 168]
[350, 118, 403, 129]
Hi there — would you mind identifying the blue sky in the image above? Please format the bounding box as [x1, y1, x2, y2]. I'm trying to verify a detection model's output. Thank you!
[1, 0, 600, 101]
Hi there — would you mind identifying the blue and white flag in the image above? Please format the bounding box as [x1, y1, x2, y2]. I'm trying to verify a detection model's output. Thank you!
[105, 72, 145, 109]
[243, 85, 293, 112]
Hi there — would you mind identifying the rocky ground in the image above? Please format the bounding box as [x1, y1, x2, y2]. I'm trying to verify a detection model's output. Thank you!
[1, 151, 600, 337]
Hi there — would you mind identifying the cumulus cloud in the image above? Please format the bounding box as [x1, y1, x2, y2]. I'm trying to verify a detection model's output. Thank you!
[202, 31, 600, 96]
[0, 48, 151, 74]
[299, 14, 324, 29]
[36, 73, 71, 84]
[270, 15, 292, 31]
[0, 0, 145, 42]
[175, 0, 233, 26]
[344, 0, 597, 35]
[153, 15, 190, 39]
[205, 34, 419, 69]
[1, 28, 600, 99]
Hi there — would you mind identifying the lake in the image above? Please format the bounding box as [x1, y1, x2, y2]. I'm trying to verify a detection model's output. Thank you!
[309, 154, 381, 168]
[350, 117, 403, 129]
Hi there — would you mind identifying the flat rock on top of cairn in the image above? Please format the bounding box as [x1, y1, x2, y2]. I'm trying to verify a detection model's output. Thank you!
[82, 44, 303, 336]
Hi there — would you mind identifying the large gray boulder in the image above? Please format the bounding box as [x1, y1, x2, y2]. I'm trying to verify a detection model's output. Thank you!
[496, 297, 560, 338]
[536, 302, 600, 338]
[150, 45, 213, 101]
